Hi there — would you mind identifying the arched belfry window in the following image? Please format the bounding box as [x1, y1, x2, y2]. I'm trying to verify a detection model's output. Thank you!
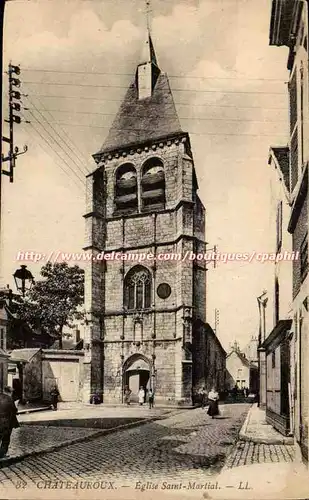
[141, 158, 165, 211]
[124, 265, 152, 310]
[115, 163, 137, 213]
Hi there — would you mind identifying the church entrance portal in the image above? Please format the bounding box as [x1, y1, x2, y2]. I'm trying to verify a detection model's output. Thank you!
[123, 356, 151, 403]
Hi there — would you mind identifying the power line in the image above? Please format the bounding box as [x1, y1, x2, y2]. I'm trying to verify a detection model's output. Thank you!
[24, 95, 89, 179]
[22, 80, 286, 95]
[37, 121, 288, 138]
[25, 92, 91, 170]
[25, 109, 86, 186]
[23, 93, 287, 110]
[25, 106, 287, 124]
[25, 119, 85, 193]
[21, 67, 287, 83]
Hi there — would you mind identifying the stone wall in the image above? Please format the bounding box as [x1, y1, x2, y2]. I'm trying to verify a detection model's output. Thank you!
[85, 134, 207, 404]
[42, 350, 84, 402]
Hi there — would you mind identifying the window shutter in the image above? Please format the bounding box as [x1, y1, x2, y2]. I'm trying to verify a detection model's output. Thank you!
[276, 201, 283, 252]
[289, 71, 299, 192]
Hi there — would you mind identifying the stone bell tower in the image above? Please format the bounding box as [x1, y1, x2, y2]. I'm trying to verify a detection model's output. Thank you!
[82, 31, 206, 405]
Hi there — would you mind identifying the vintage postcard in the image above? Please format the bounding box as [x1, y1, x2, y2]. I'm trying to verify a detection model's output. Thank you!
[0, 0, 308, 499]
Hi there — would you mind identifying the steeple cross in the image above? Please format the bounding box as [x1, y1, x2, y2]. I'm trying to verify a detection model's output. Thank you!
[145, 0, 152, 33]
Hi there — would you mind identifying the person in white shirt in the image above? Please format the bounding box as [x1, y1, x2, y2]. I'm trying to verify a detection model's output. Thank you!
[207, 387, 219, 418]
[138, 386, 145, 406]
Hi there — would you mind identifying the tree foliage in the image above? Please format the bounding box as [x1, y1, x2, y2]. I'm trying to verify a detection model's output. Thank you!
[15, 262, 84, 348]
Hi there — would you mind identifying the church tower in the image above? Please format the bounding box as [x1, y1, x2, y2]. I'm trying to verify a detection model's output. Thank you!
[82, 30, 206, 405]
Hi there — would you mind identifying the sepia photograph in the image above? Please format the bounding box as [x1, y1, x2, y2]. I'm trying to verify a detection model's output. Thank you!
[0, 0, 308, 498]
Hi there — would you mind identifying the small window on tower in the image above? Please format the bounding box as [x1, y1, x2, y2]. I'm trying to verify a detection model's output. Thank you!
[115, 163, 138, 214]
[141, 158, 165, 212]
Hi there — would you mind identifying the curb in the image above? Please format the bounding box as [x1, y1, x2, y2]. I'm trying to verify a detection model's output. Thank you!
[18, 406, 51, 415]
[0, 409, 179, 469]
[238, 405, 294, 445]
[239, 433, 294, 445]
[238, 404, 252, 441]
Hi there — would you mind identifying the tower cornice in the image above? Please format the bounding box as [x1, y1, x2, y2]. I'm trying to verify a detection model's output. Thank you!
[93, 132, 191, 165]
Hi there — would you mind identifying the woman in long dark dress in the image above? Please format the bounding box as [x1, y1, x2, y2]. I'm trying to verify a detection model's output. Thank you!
[207, 387, 219, 418]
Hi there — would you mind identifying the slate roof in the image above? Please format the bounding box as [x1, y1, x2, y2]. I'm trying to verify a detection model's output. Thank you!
[272, 146, 290, 193]
[96, 72, 184, 155]
[226, 349, 256, 369]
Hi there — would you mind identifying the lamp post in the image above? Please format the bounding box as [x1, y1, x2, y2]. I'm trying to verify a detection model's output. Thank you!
[257, 290, 268, 409]
[257, 290, 268, 343]
[13, 265, 34, 296]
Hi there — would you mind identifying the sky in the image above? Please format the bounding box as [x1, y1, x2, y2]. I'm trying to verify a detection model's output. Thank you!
[1, 0, 289, 351]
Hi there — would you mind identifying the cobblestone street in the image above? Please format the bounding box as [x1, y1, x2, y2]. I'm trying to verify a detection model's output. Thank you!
[0, 404, 248, 495]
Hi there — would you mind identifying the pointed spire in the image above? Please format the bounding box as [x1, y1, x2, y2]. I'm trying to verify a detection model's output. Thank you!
[95, 2, 183, 155]
[139, 33, 158, 67]
[136, 0, 160, 99]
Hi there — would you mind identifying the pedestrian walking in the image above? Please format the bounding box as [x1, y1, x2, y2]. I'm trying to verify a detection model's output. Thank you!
[0, 387, 19, 459]
[207, 387, 220, 419]
[148, 388, 154, 409]
[50, 385, 60, 411]
[200, 386, 207, 409]
[124, 386, 132, 405]
[138, 386, 145, 406]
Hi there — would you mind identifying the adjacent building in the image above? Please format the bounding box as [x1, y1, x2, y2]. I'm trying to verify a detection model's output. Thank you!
[269, 0, 309, 463]
[260, 147, 294, 436]
[193, 322, 226, 399]
[82, 32, 224, 405]
[226, 341, 258, 393]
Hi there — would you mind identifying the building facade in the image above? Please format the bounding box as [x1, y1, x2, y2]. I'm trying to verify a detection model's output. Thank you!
[193, 321, 226, 400]
[82, 34, 209, 405]
[269, 0, 309, 463]
[261, 147, 294, 435]
[226, 341, 258, 393]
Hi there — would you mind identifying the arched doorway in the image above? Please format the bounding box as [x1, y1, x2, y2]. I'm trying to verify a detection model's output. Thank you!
[123, 355, 151, 403]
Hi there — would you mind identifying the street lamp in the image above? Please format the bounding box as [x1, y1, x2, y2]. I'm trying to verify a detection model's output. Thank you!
[257, 290, 268, 409]
[13, 265, 34, 296]
[257, 290, 268, 343]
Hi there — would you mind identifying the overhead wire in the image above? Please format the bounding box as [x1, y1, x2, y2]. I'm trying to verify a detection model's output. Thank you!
[24, 106, 287, 124]
[25, 108, 86, 187]
[24, 118, 85, 193]
[21, 67, 288, 83]
[22, 93, 287, 110]
[24, 93, 89, 180]
[26, 93, 92, 170]
[32, 121, 287, 138]
[22, 80, 287, 95]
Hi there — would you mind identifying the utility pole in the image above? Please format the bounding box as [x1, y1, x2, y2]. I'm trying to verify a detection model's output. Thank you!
[0, 0, 28, 283]
[0, 0, 6, 256]
[3, 63, 28, 181]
